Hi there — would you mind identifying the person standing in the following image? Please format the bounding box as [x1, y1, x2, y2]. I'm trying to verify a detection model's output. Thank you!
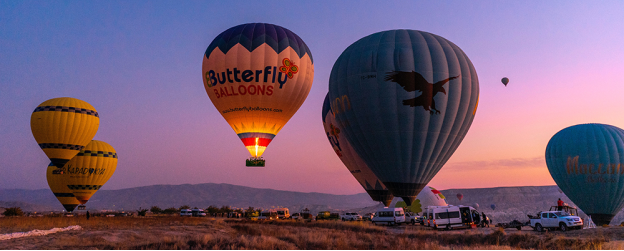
[557, 198, 564, 211]
[481, 212, 489, 227]
[86, 211, 90, 220]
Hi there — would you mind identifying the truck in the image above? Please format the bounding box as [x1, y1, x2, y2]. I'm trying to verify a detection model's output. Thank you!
[529, 207, 583, 232]
[405, 212, 421, 225]
[276, 208, 290, 219]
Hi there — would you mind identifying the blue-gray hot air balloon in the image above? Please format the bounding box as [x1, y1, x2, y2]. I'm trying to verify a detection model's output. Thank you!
[546, 123, 624, 226]
[328, 30, 479, 205]
[322, 93, 394, 206]
[490, 204, 496, 210]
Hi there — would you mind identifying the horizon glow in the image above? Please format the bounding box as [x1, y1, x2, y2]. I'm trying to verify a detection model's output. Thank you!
[1, 1, 624, 195]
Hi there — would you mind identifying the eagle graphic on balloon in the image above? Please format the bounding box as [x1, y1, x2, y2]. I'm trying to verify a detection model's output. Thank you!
[385, 71, 459, 114]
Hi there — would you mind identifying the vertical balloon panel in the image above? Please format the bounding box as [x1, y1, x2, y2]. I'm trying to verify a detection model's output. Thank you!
[322, 93, 393, 206]
[546, 123, 624, 225]
[329, 30, 479, 204]
[46, 163, 81, 212]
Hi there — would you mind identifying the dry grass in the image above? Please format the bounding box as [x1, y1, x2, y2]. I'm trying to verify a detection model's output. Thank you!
[0, 217, 616, 249]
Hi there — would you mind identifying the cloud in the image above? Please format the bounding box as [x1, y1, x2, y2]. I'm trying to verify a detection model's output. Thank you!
[444, 156, 545, 171]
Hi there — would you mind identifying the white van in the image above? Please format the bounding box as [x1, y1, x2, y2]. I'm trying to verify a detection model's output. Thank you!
[258, 209, 278, 220]
[276, 208, 290, 219]
[429, 205, 477, 230]
[372, 207, 405, 226]
[191, 209, 206, 217]
[180, 209, 192, 216]
[424, 206, 446, 227]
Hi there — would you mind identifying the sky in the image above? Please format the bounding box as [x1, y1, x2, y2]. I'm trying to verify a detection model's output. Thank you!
[1, 0, 624, 194]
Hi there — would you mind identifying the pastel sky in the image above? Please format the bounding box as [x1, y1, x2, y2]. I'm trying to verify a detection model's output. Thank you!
[1, 1, 624, 194]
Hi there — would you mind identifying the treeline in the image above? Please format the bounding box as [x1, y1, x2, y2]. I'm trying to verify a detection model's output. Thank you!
[1, 207, 24, 216]
[147, 205, 262, 217]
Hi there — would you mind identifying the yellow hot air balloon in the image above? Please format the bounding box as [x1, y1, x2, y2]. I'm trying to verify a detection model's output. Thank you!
[46, 162, 81, 212]
[61, 140, 117, 204]
[31, 97, 100, 169]
[202, 23, 314, 166]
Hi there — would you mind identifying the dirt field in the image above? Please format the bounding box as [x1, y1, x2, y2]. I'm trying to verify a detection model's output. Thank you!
[0, 216, 622, 249]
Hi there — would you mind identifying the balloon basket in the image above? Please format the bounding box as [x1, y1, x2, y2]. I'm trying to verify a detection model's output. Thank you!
[246, 157, 265, 167]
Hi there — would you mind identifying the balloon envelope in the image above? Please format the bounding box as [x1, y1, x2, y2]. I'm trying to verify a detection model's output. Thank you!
[202, 23, 314, 158]
[457, 193, 464, 201]
[501, 77, 509, 86]
[46, 163, 81, 212]
[546, 123, 624, 225]
[60, 140, 118, 204]
[395, 186, 448, 213]
[322, 93, 393, 206]
[490, 204, 496, 210]
[31, 97, 99, 168]
[328, 29, 479, 204]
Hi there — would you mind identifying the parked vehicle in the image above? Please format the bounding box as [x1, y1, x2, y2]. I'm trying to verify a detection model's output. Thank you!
[341, 212, 363, 221]
[276, 208, 290, 219]
[372, 207, 405, 226]
[529, 211, 582, 232]
[192, 209, 206, 217]
[406, 212, 421, 225]
[258, 210, 278, 220]
[180, 209, 193, 216]
[316, 211, 340, 220]
[300, 208, 315, 221]
[291, 213, 300, 220]
[427, 205, 479, 230]
[364, 213, 374, 221]
[423, 206, 446, 227]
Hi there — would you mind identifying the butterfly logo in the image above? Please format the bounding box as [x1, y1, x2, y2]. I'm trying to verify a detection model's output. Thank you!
[279, 58, 299, 79]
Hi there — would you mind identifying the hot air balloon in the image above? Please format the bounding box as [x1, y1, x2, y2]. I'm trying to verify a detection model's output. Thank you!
[31, 97, 99, 169]
[60, 140, 118, 204]
[202, 23, 314, 167]
[46, 162, 81, 212]
[490, 204, 496, 210]
[395, 186, 448, 213]
[457, 193, 464, 201]
[501, 77, 509, 86]
[328, 29, 479, 205]
[546, 123, 624, 226]
[473, 203, 479, 209]
[322, 93, 393, 206]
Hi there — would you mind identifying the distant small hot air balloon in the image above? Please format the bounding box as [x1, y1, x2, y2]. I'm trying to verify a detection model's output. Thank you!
[202, 23, 314, 167]
[473, 203, 479, 209]
[491, 204, 496, 210]
[501, 77, 509, 86]
[31, 97, 100, 169]
[457, 193, 464, 201]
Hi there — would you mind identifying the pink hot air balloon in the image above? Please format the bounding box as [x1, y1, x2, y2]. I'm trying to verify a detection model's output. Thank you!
[457, 193, 464, 201]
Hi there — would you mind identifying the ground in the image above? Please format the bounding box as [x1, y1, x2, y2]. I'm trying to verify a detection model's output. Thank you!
[0, 216, 621, 249]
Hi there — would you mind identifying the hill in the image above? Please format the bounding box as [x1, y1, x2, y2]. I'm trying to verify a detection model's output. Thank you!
[3, 183, 624, 224]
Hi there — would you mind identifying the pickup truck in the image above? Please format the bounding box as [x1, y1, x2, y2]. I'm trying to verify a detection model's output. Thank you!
[529, 211, 583, 232]
[341, 212, 363, 221]
[405, 212, 421, 225]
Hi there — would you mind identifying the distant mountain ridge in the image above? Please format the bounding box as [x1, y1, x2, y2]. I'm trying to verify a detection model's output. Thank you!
[3, 183, 624, 224]
[0, 183, 377, 212]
